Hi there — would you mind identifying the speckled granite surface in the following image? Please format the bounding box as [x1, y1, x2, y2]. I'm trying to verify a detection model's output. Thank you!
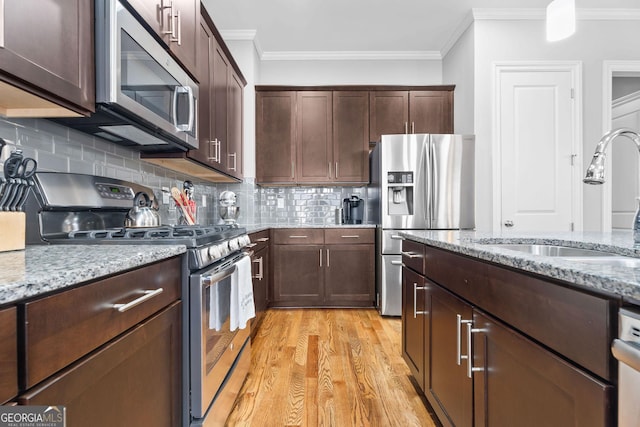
[0, 245, 186, 306]
[399, 230, 640, 304]
[245, 223, 376, 234]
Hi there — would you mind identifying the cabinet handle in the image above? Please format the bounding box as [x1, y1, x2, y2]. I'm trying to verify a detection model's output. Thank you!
[328, 162, 332, 178]
[161, 0, 177, 41]
[252, 257, 264, 280]
[291, 161, 295, 179]
[413, 283, 428, 318]
[401, 251, 421, 259]
[288, 235, 307, 239]
[411, 122, 415, 134]
[404, 122, 408, 134]
[319, 249, 323, 267]
[335, 162, 339, 178]
[0, 0, 4, 48]
[466, 322, 484, 378]
[326, 249, 330, 267]
[246, 243, 257, 248]
[208, 139, 220, 162]
[176, 9, 182, 45]
[340, 235, 360, 239]
[228, 152, 237, 171]
[255, 237, 270, 242]
[456, 314, 472, 365]
[113, 288, 164, 313]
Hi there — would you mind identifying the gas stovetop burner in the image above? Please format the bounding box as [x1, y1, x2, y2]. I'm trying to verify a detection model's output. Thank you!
[67, 225, 238, 240]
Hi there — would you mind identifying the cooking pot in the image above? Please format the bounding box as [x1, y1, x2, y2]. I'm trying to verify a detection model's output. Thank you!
[125, 192, 161, 228]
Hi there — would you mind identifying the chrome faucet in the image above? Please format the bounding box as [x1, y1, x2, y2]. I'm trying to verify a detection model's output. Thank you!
[584, 127, 640, 242]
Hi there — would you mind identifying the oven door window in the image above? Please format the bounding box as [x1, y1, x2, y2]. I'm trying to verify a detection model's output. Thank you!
[119, 30, 195, 137]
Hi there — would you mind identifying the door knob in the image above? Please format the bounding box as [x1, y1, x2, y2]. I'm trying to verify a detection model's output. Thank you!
[504, 220, 514, 227]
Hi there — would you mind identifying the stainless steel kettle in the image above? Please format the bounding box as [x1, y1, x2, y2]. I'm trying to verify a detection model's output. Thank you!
[125, 192, 161, 228]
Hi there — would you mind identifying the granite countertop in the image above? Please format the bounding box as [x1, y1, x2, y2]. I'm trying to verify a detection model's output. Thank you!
[0, 244, 186, 306]
[399, 230, 640, 304]
[245, 223, 377, 234]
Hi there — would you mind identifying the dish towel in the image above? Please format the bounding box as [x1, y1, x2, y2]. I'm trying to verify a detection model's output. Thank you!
[208, 278, 230, 331]
[230, 255, 255, 331]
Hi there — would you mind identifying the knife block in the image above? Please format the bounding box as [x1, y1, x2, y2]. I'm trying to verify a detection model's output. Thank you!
[0, 212, 26, 252]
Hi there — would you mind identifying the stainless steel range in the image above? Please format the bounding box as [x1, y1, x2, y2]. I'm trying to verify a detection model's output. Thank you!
[24, 172, 253, 427]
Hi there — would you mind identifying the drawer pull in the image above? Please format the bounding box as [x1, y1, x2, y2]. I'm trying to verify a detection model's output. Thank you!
[246, 243, 257, 248]
[113, 288, 164, 313]
[289, 235, 308, 238]
[402, 251, 421, 259]
[255, 237, 270, 242]
[341, 235, 360, 238]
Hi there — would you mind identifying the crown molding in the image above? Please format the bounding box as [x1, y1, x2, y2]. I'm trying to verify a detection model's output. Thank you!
[440, 11, 475, 58]
[219, 29, 264, 59]
[260, 50, 441, 61]
[472, 7, 640, 21]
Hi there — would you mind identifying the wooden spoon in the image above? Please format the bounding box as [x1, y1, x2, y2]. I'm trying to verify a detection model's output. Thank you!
[171, 187, 195, 225]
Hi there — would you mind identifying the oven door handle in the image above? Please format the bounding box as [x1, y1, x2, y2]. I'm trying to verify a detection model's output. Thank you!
[612, 339, 640, 372]
[200, 253, 252, 286]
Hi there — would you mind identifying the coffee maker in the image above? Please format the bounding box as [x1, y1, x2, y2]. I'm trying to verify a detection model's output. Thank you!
[343, 195, 364, 224]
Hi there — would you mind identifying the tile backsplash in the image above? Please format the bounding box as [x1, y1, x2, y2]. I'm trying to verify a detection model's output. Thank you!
[0, 117, 369, 227]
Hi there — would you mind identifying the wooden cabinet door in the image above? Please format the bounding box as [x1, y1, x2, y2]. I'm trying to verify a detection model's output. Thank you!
[0, 0, 94, 115]
[227, 70, 244, 178]
[410, 91, 453, 134]
[191, 18, 214, 165]
[19, 302, 182, 427]
[296, 91, 333, 183]
[428, 285, 473, 427]
[212, 42, 230, 172]
[272, 245, 323, 306]
[170, 0, 198, 79]
[333, 91, 370, 183]
[473, 310, 613, 427]
[369, 91, 408, 143]
[0, 307, 17, 404]
[324, 244, 374, 306]
[256, 92, 296, 183]
[402, 268, 426, 392]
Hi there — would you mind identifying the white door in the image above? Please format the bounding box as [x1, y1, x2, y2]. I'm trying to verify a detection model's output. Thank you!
[496, 65, 580, 232]
[611, 91, 640, 229]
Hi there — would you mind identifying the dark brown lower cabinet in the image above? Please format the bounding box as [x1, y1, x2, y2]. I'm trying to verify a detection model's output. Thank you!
[323, 243, 374, 306]
[19, 302, 181, 427]
[0, 307, 17, 404]
[473, 310, 613, 427]
[428, 285, 473, 427]
[402, 267, 426, 391]
[273, 245, 324, 306]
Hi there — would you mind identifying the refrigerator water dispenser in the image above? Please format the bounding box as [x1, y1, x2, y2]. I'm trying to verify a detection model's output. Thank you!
[387, 172, 413, 216]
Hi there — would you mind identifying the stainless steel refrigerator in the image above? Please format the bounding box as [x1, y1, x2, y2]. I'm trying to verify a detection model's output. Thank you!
[368, 134, 475, 316]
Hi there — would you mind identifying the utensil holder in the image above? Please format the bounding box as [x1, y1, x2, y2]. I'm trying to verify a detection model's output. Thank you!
[0, 212, 26, 252]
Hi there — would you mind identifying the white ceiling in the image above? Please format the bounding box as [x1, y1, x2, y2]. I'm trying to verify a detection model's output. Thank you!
[201, 0, 640, 57]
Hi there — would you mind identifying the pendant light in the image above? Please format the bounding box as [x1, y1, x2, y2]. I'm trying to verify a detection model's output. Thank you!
[546, 0, 576, 42]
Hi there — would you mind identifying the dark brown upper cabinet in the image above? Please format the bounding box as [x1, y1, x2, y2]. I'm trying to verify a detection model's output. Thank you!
[141, 5, 246, 183]
[0, 0, 95, 117]
[125, 0, 198, 80]
[297, 91, 333, 182]
[332, 91, 370, 183]
[369, 88, 454, 143]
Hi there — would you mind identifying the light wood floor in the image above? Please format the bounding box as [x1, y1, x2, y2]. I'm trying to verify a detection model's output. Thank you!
[226, 308, 438, 427]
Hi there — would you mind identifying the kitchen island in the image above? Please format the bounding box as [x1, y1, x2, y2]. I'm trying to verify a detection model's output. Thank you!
[398, 229, 639, 427]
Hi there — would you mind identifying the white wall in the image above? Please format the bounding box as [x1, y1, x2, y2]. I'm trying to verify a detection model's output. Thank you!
[258, 59, 442, 85]
[442, 24, 475, 135]
[469, 18, 640, 231]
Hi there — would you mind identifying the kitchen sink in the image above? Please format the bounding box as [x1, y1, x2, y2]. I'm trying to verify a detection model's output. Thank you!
[483, 243, 640, 268]
[483, 244, 618, 257]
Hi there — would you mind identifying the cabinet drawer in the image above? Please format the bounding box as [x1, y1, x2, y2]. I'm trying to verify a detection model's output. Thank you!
[476, 263, 614, 381]
[426, 245, 488, 302]
[0, 307, 17, 403]
[324, 228, 374, 244]
[272, 228, 324, 244]
[23, 257, 181, 388]
[248, 230, 270, 252]
[402, 240, 425, 274]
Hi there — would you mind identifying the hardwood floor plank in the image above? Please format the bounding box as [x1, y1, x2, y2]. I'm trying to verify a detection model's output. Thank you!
[226, 308, 437, 427]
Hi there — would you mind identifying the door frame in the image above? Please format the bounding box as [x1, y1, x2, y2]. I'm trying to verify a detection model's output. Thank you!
[492, 61, 583, 232]
[601, 61, 640, 231]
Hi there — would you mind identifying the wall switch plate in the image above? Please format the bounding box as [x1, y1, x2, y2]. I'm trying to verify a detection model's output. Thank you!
[161, 187, 170, 204]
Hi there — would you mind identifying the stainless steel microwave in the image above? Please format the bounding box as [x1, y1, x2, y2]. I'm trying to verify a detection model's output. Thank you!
[56, 0, 198, 152]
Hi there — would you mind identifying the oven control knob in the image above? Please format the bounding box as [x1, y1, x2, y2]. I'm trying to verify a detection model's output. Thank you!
[208, 245, 221, 260]
[229, 237, 240, 251]
[240, 235, 250, 247]
[218, 243, 229, 257]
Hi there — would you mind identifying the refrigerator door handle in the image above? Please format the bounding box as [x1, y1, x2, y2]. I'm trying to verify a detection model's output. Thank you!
[425, 138, 434, 227]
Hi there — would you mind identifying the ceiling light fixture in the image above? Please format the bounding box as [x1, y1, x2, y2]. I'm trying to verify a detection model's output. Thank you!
[546, 0, 576, 42]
